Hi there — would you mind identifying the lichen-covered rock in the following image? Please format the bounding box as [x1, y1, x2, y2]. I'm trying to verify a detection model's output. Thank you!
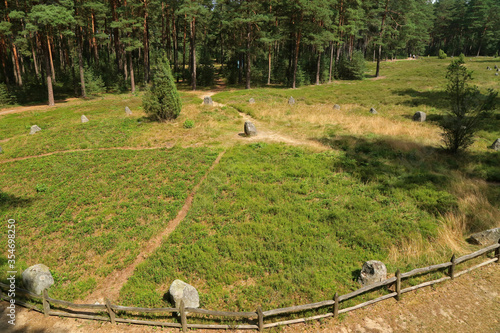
[288, 96, 295, 105]
[29, 125, 41, 135]
[467, 228, 500, 246]
[490, 139, 500, 151]
[333, 104, 341, 110]
[81, 115, 89, 123]
[203, 96, 213, 106]
[125, 106, 132, 115]
[249, 98, 255, 104]
[22, 264, 54, 295]
[244, 121, 257, 137]
[168, 279, 200, 309]
[358, 260, 387, 286]
[413, 111, 426, 122]
[369, 108, 377, 114]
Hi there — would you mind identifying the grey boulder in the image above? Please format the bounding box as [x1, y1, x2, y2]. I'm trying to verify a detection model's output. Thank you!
[125, 106, 132, 115]
[333, 104, 341, 110]
[81, 115, 89, 123]
[22, 264, 54, 295]
[468, 228, 500, 246]
[413, 111, 426, 122]
[288, 96, 295, 105]
[249, 98, 255, 104]
[490, 139, 500, 151]
[244, 121, 257, 137]
[29, 125, 41, 135]
[168, 279, 200, 309]
[203, 96, 213, 106]
[369, 108, 377, 114]
[358, 260, 387, 286]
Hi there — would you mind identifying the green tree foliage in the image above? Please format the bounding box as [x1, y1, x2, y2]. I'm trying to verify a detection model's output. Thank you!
[441, 59, 497, 153]
[142, 58, 181, 121]
[438, 49, 447, 59]
[336, 50, 366, 80]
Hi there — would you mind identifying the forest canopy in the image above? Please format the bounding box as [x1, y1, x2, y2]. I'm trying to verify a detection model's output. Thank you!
[0, 0, 499, 104]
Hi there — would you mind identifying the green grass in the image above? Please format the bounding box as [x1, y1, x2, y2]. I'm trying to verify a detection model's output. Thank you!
[0, 147, 220, 300]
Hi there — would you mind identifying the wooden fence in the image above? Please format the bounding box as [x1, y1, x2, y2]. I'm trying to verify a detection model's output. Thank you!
[1, 241, 498, 331]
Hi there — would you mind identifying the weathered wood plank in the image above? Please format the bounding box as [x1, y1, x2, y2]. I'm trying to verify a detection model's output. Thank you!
[186, 308, 257, 318]
[395, 269, 401, 301]
[49, 310, 110, 321]
[400, 276, 450, 294]
[449, 254, 456, 279]
[400, 262, 451, 279]
[338, 277, 397, 302]
[257, 307, 264, 332]
[114, 317, 182, 328]
[263, 312, 334, 328]
[262, 299, 335, 317]
[46, 297, 106, 310]
[180, 300, 187, 332]
[187, 324, 259, 329]
[333, 292, 339, 317]
[105, 298, 116, 324]
[454, 258, 498, 278]
[42, 289, 50, 317]
[111, 304, 177, 313]
[0, 283, 43, 300]
[338, 292, 397, 314]
[455, 243, 499, 264]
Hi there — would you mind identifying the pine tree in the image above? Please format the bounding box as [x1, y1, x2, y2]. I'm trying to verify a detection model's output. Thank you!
[142, 58, 182, 121]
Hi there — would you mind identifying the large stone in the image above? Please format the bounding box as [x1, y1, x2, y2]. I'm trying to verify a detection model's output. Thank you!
[249, 98, 255, 104]
[244, 121, 257, 137]
[22, 264, 54, 295]
[490, 139, 500, 151]
[29, 125, 41, 135]
[333, 104, 341, 110]
[0, 146, 3, 154]
[413, 111, 426, 122]
[81, 115, 89, 123]
[203, 96, 213, 106]
[125, 106, 132, 115]
[168, 279, 200, 309]
[358, 260, 387, 286]
[467, 228, 500, 246]
[288, 96, 295, 105]
[369, 108, 377, 114]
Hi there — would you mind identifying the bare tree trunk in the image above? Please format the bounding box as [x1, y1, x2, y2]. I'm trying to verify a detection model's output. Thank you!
[329, 42, 334, 83]
[78, 28, 86, 98]
[12, 44, 22, 86]
[92, 11, 99, 65]
[129, 51, 135, 93]
[173, 13, 179, 82]
[316, 51, 321, 85]
[47, 35, 56, 83]
[183, 16, 187, 82]
[245, 22, 251, 89]
[292, 28, 301, 89]
[190, 16, 196, 91]
[376, 0, 389, 78]
[267, 44, 272, 85]
[143, 0, 150, 83]
[43, 34, 55, 106]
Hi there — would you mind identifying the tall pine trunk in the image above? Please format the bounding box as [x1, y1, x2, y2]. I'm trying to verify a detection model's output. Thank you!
[292, 28, 301, 89]
[246, 22, 251, 89]
[315, 51, 321, 85]
[143, 0, 150, 83]
[267, 44, 271, 85]
[376, 0, 389, 78]
[43, 34, 55, 106]
[78, 28, 86, 98]
[190, 16, 196, 91]
[12, 44, 22, 86]
[129, 51, 135, 93]
[47, 36, 56, 83]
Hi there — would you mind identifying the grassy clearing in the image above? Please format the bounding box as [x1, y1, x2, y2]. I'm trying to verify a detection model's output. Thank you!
[120, 140, 498, 311]
[0, 147, 220, 300]
[0, 93, 241, 160]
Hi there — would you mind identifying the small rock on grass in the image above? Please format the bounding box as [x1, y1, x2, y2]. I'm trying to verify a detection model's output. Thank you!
[333, 104, 341, 110]
[168, 279, 200, 309]
[81, 115, 89, 123]
[22, 264, 54, 295]
[0, 146, 3, 154]
[358, 260, 387, 286]
[204, 96, 213, 106]
[125, 106, 132, 115]
[490, 138, 500, 151]
[249, 98, 255, 104]
[369, 108, 377, 114]
[244, 121, 257, 136]
[288, 96, 295, 105]
[30, 125, 41, 135]
[413, 111, 426, 122]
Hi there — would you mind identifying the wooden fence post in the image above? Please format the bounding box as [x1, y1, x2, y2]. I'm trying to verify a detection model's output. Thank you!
[449, 254, 456, 280]
[179, 300, 187, 332]
[105, 298, 116, 324]
[333, 292, 339, 318]
[495, 239, 500, 263]
[396, 269, 401, 301]
[257, 307, 264, 332]
[42, 289, 50, 317]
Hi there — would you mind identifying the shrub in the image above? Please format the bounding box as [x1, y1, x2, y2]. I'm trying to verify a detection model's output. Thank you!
[440, 59, 497, 153]
[458, 53, 465, 63]
[183, 119, 194, 128]
[336, 50, 365, 80]
[83, 66, 106, 95]
[438, 49, 447, 59]
[142, 58, 182, 121]
[0, 83, 14, 106]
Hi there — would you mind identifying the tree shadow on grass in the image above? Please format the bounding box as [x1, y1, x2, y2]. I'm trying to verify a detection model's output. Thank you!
[0, 191, 34, 211]
[393, 88, 448, 109]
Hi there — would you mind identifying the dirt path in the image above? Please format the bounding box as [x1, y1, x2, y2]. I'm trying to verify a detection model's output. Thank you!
[0, 98, 81, 116]
[83, 150, 226, 304]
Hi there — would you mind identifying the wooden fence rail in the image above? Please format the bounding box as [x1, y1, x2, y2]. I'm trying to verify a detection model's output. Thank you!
[1, 241, 498, 331]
